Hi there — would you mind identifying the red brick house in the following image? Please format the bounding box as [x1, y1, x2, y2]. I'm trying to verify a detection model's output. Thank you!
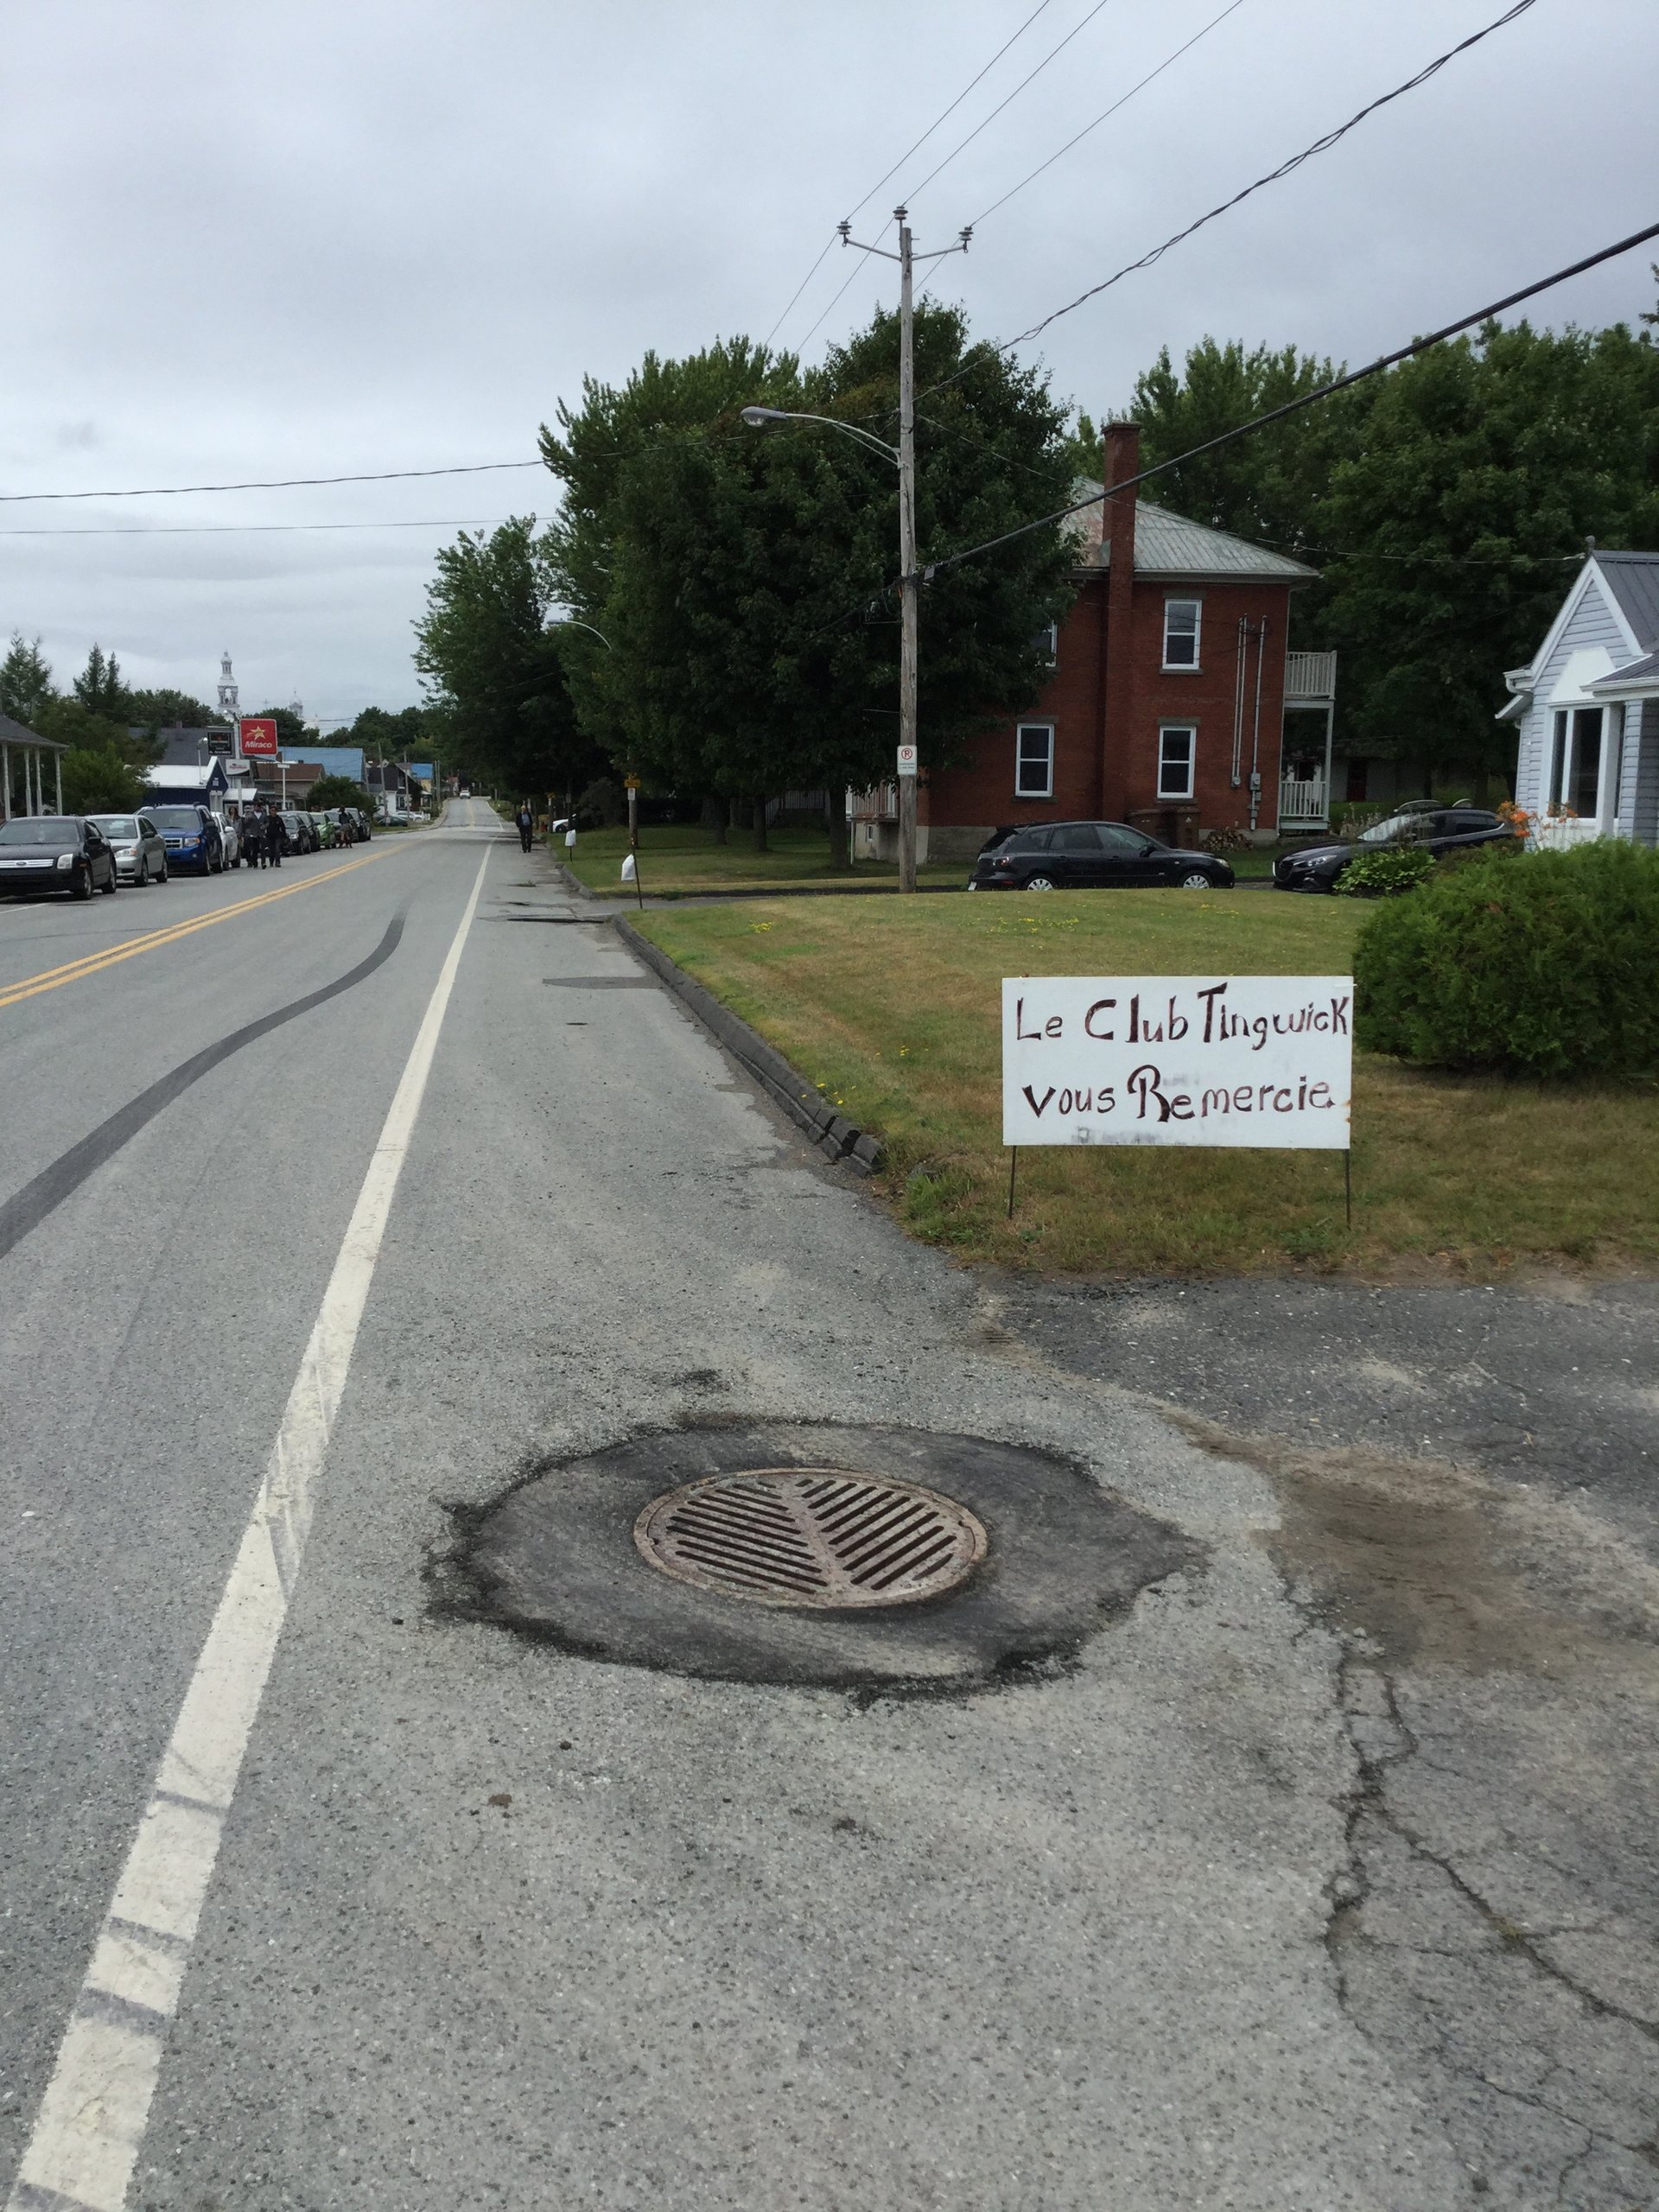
[858, 422, 1332, 866]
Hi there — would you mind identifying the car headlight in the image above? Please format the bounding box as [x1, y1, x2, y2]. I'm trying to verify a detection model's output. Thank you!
[55, 852, 73, 869]
[115, 844, 137, 857]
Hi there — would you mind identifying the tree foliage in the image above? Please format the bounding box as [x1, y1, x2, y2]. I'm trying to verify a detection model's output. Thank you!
[308, 772, 372, 811]
[129, 687, 213, 731]
[0, 633, 57, 726]
[60, 743, 144, 813]
[539, 305, 1075, 833]
[1115, 315, 1659, 786]
[73, 644, 130, 720]
[413, 518, 592, 797]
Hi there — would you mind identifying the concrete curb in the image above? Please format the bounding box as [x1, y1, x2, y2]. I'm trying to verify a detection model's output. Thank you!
[614, 916, 882, 1177]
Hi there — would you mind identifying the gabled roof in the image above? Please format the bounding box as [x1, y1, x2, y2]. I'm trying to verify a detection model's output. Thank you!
[1594, 551, 1659, 651]
[0, 711, 68, 752]
[1504, 553, 1649, 700]
[1071, 485, 1318, 581]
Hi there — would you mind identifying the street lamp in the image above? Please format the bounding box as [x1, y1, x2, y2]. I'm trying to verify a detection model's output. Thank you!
[744, 208, 969, 893]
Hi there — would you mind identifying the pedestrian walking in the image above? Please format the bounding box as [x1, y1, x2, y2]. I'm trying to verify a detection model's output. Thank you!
[266, 810, 284, 868]
[516, 803, 534, 854]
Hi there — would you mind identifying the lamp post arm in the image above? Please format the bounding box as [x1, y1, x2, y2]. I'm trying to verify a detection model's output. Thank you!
[550, 618, 613, 650]
[741, 408, 899, 467]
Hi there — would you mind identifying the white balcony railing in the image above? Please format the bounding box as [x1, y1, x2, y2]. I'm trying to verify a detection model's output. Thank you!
[1284, 650, 1337, 702]
[1278, 776, 1328, 824]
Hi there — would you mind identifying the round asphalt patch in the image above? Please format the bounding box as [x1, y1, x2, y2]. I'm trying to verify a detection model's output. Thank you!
[430, 1422, 1193, 1693]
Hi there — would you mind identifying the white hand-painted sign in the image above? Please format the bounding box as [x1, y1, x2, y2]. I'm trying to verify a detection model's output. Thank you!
[1002, 976, 1353, 1149]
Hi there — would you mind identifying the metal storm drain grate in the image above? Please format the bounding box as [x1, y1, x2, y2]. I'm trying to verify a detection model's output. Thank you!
[633, 1469, 988, 1610]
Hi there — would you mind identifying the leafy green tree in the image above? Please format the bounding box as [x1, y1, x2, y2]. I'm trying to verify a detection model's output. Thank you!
[413, 518, 593, 798]
[1320, 318, 1659, 791]
[0, 633, 57, 725]
[73, 644, 131, 720]
[1122, 339, 1360, 552]
[545, 306, 1075, 855]
[128, 687, 213, 731]
[60, 743, 144, 813]
[308, 772, 372, 811]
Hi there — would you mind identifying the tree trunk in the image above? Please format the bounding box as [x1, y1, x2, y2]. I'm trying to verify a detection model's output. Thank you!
[826, 789, 851, 871]
[701, 791, 728, 844]
[752, 793, 769, 853]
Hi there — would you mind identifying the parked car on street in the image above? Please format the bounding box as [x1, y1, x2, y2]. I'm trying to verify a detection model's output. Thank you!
[218, 814, 244, 868]
[147, 804, 224, 874]
[968, 821, 1236, 893]
[86, 811, 168, 885]
[278, 810, 312, 854]
[1272, 804, 1515, 891]
[343, 807, 371, 841]
[0, 815, 121, 899]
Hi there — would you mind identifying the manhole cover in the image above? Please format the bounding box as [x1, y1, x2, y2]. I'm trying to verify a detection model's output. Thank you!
[633, 1467, 987, 1610]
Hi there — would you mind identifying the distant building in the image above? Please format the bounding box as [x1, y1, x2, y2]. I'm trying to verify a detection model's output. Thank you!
[282, 744, 365, 785]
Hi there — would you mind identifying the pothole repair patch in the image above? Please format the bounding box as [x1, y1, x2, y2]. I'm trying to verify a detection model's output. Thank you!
[430, 1422, 1193, 1692]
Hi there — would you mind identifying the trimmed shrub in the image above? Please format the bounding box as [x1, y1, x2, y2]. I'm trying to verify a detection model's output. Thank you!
[1335, 845, 1434, 898]
[1355, 839, 1659, 1077]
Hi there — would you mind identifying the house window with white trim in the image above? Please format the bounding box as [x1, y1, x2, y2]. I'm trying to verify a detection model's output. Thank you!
[1163, 596, 1201, 670]
[1158, 721, 1196, 799]
[1015, 721, 1055, 798]
[1033, 621, 1058, 664]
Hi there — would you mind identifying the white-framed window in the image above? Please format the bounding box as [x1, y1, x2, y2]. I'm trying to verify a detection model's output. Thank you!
[1015, 722, 1055, 798]
[1033, 621, 1058, 665]
[1158, 721, 1196, 799]
[1163, 596, 1201, 670]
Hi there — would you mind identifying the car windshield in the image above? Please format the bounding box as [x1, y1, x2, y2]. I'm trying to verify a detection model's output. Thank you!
[1356, 810, 1433, 846]
[0, 817, 76, 848]
[89, 816, 138, 837]
[149, 807, 205, 830]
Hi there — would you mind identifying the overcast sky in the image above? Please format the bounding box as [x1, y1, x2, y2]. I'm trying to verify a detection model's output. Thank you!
[3, 0, 1650, 725]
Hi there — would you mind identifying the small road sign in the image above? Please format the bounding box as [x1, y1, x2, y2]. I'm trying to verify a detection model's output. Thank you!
[896, 744, 918, 778]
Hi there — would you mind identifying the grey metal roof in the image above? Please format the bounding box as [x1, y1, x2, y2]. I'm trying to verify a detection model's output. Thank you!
[1595, 552, 1659, 651]
[1071, 482, 1318, 580]
[1589, 645, 1659, 690]
[0, 711, 68, 751]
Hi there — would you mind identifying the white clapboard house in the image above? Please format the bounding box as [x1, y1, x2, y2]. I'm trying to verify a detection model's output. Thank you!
[1500, 549, 1659, 847]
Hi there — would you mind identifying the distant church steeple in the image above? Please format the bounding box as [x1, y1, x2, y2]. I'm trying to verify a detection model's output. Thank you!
[217, 650, 240, 730]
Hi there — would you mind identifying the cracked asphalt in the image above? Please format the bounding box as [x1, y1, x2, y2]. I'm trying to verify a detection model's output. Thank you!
[2, 811, 1654, 2209]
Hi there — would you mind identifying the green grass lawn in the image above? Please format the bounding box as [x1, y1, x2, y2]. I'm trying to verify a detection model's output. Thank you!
[637, 889, 1659, 1280]
[562, 823, 964, 898]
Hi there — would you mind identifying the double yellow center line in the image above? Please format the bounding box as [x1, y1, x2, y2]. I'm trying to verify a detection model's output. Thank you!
[0, 844, 404, 1014]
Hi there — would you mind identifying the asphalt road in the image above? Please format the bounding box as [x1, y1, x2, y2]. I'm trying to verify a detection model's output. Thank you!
[2, 801, 1653, 2211]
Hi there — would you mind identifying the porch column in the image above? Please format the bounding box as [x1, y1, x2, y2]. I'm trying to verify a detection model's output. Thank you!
[1, 741, 10, 821]
[54, 751, 63, 814]
[1322, 703, 1334, 826]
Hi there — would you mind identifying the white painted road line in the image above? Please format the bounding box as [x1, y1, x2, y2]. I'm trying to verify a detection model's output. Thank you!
[6, 851, 491, 2212]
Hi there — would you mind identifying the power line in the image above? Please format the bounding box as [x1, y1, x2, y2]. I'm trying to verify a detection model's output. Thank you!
[965, 0, 1248, 231]
[0, 516, 524, 539]
[915, 219, 1659, 582]
[796, 220, 896, 353]
[918, 0, 1541, 404]
[899, 0, 1116, 207]
[0, 460, 543, 505]
[763, 0, 1058, 349]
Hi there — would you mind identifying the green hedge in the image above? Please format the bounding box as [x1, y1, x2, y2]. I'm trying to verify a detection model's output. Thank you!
[1334, 846, 1434, 898]
[1355, 839, 1659, 1077]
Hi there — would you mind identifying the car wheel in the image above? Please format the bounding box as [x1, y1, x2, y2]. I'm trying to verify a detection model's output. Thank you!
[1179, 871, 1213, 889]
[1023, 874, 1057, 891]
[136, 860, 149, 886]
[158, 861, 168, 884]
[102, 863, 118, 893]
[72, 867, 92, 900]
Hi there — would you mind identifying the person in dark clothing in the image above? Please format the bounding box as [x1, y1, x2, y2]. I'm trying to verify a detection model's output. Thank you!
[516, 804, 534, 853]
[266, 810, 285, 867]
[247, 808, 268, 868]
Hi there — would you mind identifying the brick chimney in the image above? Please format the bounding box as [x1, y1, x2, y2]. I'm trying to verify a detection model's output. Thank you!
[1100, 420, 1139, 817]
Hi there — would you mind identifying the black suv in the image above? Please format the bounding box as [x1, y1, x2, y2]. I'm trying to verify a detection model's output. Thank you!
[1274, 804, 1514, 891]
[969, 821, 1236, 893]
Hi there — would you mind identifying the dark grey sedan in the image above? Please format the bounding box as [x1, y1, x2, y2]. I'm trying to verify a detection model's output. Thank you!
[87, 811, 168, 885]
[1273, 805, 1515, 890]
